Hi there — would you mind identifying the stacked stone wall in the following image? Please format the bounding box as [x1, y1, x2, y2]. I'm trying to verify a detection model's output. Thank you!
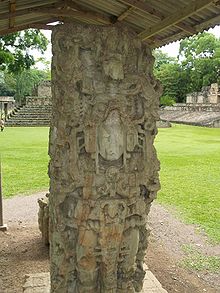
[25, 81, 52, 107]
[165, 104, 220, 112]
[38, 80, 51, 97]
[0, 96, 15, 117]
[26, 97, 51, 107]
[186, 83, 220, 104]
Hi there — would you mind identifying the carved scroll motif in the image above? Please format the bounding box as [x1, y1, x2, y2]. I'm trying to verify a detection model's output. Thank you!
[50, 24, 161, 293]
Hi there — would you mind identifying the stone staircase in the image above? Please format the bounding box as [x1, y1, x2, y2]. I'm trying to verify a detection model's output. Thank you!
[5, 104, 52, 126]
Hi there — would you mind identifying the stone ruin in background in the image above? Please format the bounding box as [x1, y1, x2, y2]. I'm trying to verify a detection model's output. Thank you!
[0, 96, 15, 119]
[5, 80, 52, 127]
[186, 83, 220, 105]
[160, 83, 220, 128]
[26, 80, 52, 107]
[166, 83, 220, 112]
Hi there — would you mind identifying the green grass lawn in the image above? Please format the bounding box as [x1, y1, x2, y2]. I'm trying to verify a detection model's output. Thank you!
[155, 124, 220, 243]
[0, 127, 49, 197]
[0, 124, 219, 243]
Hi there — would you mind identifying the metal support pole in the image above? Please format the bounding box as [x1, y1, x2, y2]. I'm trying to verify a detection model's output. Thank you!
[0, 156, 7, 231]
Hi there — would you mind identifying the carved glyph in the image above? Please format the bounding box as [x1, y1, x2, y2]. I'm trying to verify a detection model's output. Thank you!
[49, 23, 161, 292]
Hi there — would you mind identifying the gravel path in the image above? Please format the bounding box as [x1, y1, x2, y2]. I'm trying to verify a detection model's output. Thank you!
[2, 191, 47, 225]
[3, 192, 220, 257]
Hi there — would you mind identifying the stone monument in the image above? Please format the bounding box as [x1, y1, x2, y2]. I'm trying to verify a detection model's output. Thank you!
[38, 193, 50, 246]
[26, 80, 52, 107]
[49, 23, 161, 292]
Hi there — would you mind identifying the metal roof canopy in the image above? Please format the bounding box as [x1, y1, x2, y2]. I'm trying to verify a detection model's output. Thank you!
[0, 0, 220, 48]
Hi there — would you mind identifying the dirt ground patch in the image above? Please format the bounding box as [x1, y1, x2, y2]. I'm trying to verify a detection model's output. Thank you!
[0, 192, 219, 293]
[147, 204, 220, 293]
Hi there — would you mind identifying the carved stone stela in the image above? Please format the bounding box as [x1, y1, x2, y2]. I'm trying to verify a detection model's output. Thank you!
[49, 24, 161, 293]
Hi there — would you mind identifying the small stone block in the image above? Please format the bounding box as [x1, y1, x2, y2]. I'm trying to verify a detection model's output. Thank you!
[140, 265, 168, 293]
[23, 269, 167, 293]
[23, 273, 50, 293]
[0, 224, 7, 231]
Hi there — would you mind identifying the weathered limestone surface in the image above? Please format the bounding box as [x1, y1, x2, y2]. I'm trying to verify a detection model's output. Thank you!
[23, 273, 50, 293]
[49, 23, 161, 293]
[38, 193, 50, 245]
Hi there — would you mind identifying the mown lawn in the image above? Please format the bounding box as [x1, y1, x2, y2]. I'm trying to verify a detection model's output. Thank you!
[0, 125, 219, 243]
[0, 127, 49, 197]
[155, 124, 220, 243]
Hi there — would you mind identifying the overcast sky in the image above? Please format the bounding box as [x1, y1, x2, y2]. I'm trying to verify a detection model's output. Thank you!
[34, 25, 220, 69]
[161, 26, 220, 57]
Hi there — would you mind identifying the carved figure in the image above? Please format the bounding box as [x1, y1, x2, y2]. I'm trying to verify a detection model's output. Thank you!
[98, 109, 124, 161]
[49, 24, 161, 293]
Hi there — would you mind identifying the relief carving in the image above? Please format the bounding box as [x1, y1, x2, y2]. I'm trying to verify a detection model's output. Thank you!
[98, 109, 124, 162]
[49, 24, 161, 293]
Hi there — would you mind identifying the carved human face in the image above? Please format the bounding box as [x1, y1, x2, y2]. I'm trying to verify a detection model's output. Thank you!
[98, 110, 124, 161]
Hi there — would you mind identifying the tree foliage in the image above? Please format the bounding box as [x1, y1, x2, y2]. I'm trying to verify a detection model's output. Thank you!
[153, 50, 176, 70]
[0, 29, 50, 102]
[0, 71, 16, 96]
[153, 51, 188, 103]
[15, 69, 50, 102]
[160, 95, 176, 106]
[154, 32, 220, 104]
[0, 68, 50, 103]
[0, 29, 48, 73]
[179, 32, 220, 92]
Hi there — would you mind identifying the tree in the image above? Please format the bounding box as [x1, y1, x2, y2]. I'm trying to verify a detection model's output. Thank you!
[14, 68, 49, 103]
[153, 49, 188, 103]
[0, 29, 48, 73]
[153, 33, 220, 103]
[0, 67, 50, 104]
[153, 49, 177, 70]
[35, 57, 51, 80]
[179, 32, 220, 92]
[0, 29, 50, 103]
[0, 71, 16, 96]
